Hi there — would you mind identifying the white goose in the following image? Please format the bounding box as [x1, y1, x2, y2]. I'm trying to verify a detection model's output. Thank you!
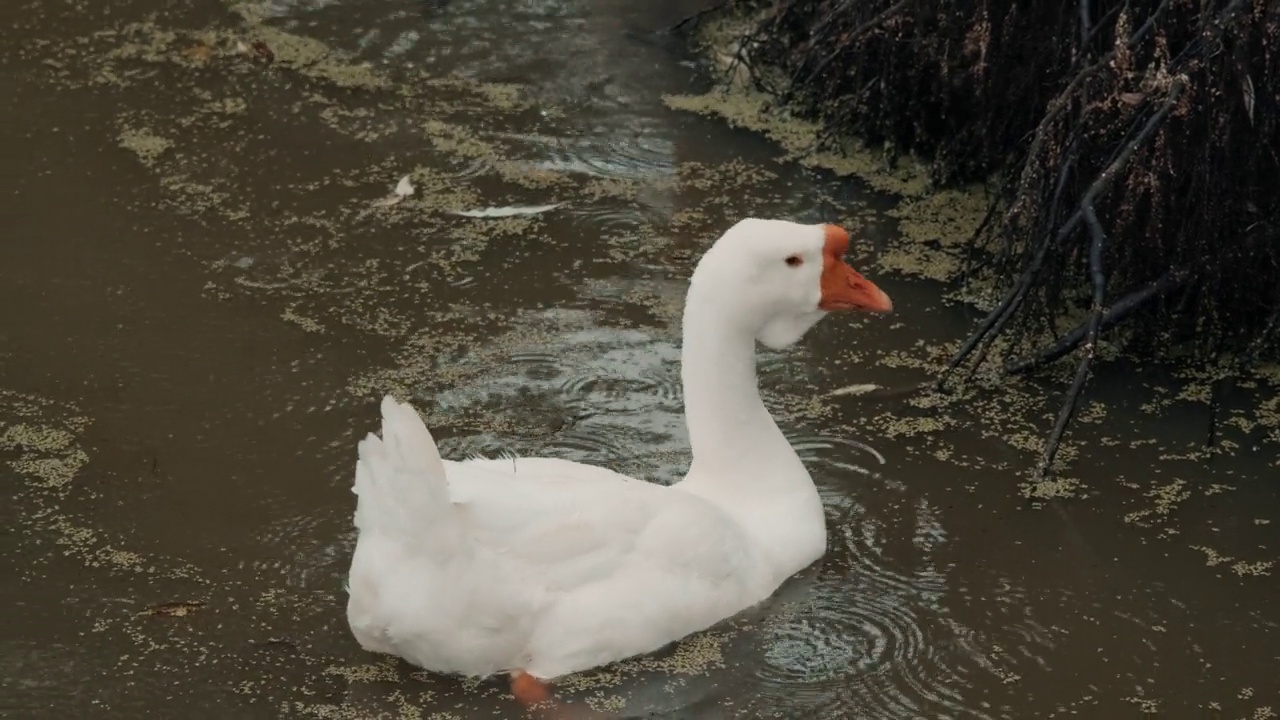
[345, 219, 892, 706]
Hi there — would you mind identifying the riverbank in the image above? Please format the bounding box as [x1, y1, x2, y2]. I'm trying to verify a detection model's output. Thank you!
[667, 1, 1280, 478]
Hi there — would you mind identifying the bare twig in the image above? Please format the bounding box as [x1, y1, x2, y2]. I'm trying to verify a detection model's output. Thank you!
[1126, 0, 1173, 49]
[1004, 268, 1189, 375]
[1077, 0, 1092, 47]
[1036, 202, 1110, 478]
[732, 0, 1278, 480]
[671, 0, 733, 33]
[1035, 79, 1187, 478]
[939, 76, 1187, 391]
[724, 21, 782, 95]
[1081, 2, 1126, 52]
[797, 0, 911, 84]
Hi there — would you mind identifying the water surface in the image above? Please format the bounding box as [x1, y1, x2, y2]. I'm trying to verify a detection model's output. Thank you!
[2, 0, 1277, 718]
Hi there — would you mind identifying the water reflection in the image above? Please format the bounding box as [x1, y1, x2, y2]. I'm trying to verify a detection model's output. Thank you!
[257, 0, 697, 189]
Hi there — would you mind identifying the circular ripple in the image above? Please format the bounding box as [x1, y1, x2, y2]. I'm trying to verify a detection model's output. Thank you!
[542, 428, 631, 463]
[520, 137, 676, 181]
[412, 313, 1003, 719]
[745, 472, 994, 720]
[397, 309, 1015, 718]
[254, 512, 351, 591]
[638, 366, 682, 406]
[435, 326, 688, 469]
[786, 431, 888, 469]
[565, 203, 661, 236]
[437, 433, 530, 462]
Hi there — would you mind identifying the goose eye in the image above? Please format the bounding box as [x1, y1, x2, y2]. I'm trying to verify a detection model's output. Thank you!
[785, 255, 803, 267]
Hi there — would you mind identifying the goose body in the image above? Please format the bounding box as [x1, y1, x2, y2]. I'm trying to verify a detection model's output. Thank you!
[345, 219, 892, 694]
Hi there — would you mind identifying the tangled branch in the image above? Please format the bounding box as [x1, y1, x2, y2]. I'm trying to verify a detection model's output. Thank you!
[702, 0, 1280, 478]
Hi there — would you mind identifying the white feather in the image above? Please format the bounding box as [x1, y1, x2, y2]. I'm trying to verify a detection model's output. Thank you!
[343, 219, 894, 681]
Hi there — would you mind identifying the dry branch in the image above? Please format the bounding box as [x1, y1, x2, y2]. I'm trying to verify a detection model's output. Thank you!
[702, 0, 1280, 478]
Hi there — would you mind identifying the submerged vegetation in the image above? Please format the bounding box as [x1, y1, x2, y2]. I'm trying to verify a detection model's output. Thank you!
[678, 0, 1280, 477]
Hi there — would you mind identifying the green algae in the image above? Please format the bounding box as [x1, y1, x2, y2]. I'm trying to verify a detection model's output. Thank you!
[1, 390, 195, 576]
[117, 126, 173, 165]
[7, 3, 1276, 717]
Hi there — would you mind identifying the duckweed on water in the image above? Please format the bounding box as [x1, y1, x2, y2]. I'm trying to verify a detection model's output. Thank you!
[665, 16, 931, 198]
[670, 11, 1280, 521]
[881, 188, 991, 284]
[555, 629, 730, 694]
[1, 390, 193, 575]
[10, 2, 1277, 716]
[116, 126, 173, 165]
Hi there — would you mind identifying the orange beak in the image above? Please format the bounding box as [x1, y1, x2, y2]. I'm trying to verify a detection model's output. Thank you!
[818, 225, 893, 313]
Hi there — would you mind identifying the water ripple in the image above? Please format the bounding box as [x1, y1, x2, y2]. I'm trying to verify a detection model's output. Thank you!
[747, 493, 992, 720]
[402, 299, 1019, 716]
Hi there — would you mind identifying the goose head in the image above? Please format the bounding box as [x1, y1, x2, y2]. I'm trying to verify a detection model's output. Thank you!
[688, 218, 893, 349]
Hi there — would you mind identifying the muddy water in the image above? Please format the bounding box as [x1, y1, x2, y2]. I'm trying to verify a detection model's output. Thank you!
[2, 0, 1277, 718]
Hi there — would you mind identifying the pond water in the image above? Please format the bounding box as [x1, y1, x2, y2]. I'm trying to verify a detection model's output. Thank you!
[2, 0, 1277, 718]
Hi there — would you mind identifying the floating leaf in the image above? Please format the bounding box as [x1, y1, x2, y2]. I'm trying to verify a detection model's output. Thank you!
[183, 44, 213, 64]
[251, 40, 274, 63]
[828, 383, 879, 397]
[249, 637, 298, 650]
[372, 175, 415, 208]
[141, 600, 205, 618]
[450, 203, 562, 219]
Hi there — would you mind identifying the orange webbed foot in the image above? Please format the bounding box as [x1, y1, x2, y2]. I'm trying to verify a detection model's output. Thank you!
[510, 670, 552, 706]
